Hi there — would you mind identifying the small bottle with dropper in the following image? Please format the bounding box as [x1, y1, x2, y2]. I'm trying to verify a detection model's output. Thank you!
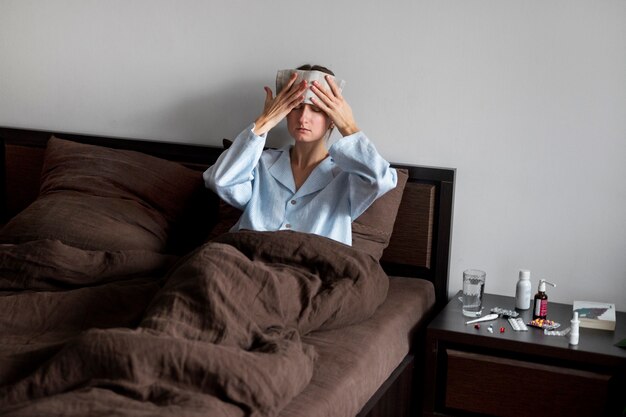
[532, 279, 556, 320]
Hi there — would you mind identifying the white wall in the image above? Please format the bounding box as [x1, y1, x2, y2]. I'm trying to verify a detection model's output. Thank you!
[1, 0, 625, 310]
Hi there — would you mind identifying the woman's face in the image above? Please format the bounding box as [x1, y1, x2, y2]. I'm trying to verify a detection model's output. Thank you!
[286, 103, 332, 143]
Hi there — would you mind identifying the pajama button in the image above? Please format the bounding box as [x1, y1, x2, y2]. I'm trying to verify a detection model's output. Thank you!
[285, 224, 291, 229]
[290, 200, 296, 205]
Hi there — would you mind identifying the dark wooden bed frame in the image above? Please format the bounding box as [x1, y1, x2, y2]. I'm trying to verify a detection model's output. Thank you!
[0, 126, 455, 417]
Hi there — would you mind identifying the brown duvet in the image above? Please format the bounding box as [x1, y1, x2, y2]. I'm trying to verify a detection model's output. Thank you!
[0, 230, 388, 417]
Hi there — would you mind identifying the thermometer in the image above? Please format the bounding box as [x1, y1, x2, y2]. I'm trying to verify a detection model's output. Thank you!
[465, 313, 499, 325]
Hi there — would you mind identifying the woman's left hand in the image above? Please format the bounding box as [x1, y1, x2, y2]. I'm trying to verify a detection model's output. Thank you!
[310, 76, 360, 137]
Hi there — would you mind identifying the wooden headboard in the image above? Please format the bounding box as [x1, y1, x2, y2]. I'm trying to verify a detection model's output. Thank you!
[0, 126, 455, 310]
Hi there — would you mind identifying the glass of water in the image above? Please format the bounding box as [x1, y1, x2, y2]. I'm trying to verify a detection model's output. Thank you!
[462, 269, 486, 317]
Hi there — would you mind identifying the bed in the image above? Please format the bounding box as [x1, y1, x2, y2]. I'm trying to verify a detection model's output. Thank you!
[0, 126, 455, 417]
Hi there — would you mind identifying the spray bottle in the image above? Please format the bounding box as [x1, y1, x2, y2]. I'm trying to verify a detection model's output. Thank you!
[569, 312, 580, 346]
[532, 279, 556, 320]
[515, 269, 532, 310]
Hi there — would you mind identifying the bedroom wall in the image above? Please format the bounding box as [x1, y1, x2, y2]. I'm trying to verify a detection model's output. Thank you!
[1, 0, 625, 310]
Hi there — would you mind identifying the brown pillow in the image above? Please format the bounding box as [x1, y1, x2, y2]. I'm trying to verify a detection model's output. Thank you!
[351, 168, 409, 260]
[0, 137, 213, 253]
[204, 139, 246, 241]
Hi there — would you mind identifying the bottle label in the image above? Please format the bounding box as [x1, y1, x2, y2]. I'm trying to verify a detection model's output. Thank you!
[534, 299, 548, 317]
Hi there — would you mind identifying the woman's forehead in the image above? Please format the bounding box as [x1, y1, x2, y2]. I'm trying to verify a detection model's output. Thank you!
[293, 103, 321, 111]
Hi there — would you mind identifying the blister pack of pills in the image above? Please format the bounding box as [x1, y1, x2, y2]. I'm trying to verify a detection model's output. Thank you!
[528, 318, 560, 330]
[508, 317, 528, 331]
[491, 307, 519, 318]
[544, 327, 571, 336]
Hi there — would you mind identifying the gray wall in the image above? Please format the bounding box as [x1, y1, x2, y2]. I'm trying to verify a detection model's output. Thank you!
[1, 1, 625, 310]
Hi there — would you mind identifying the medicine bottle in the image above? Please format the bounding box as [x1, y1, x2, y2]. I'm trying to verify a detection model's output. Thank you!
[515, 269, 531, 310]
[532, 279, 556, 320]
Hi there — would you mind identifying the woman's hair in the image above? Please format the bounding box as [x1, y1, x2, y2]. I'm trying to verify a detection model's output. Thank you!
[297, 64, 334, 76]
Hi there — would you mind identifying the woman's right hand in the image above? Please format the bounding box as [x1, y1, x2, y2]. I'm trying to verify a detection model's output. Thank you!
[252, 72, 307, 136]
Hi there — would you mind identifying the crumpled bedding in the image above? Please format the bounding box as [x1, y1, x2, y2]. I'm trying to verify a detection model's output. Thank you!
[0, 230, 388, 417]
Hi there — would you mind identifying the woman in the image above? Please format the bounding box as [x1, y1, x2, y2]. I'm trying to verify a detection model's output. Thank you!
[203, 65, 397, 245]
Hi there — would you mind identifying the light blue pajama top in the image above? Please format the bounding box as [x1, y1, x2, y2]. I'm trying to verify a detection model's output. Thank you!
[203, 124, 397, 245]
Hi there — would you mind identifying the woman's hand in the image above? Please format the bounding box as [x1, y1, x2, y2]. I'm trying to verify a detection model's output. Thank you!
[310, 76, 360, 137]
[253, 73, 307, 136]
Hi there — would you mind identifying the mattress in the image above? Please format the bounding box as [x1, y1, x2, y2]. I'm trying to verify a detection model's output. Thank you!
[279, 277, 435, 417]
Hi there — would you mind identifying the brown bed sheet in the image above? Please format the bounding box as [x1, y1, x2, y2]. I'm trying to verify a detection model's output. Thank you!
[279, 277, 435, 417]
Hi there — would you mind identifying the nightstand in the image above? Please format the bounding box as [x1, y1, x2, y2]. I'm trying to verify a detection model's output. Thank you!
[423, 292, 626, 417]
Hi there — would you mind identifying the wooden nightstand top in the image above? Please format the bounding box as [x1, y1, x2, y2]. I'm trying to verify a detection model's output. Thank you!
[428, 292, 626, 365]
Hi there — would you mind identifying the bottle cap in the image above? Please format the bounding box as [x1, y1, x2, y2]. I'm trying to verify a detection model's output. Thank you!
[538, 279, 556, 292]
[519, 270, 530, 280]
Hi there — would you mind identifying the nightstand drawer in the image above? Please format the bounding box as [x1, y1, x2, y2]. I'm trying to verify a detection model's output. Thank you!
[443, 349, 610, 417]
